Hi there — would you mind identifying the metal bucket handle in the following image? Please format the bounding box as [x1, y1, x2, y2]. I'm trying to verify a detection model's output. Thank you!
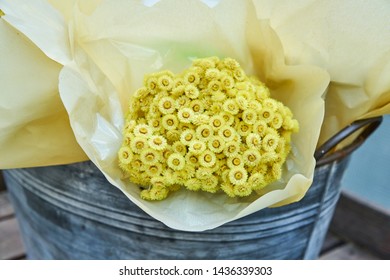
[314, 116, 383, 166]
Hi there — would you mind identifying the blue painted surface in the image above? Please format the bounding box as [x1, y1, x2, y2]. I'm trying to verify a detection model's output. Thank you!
[342, 115, 390, 210]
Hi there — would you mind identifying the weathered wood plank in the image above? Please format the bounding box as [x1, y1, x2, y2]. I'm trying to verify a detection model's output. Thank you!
[0, 217, 25, 260]
[329, 190, 390, 259]
[0, 191, 14, 220]
[320, 232, 345, 254]
[319, 243, 381, 260]
[0, 171, 6, 192]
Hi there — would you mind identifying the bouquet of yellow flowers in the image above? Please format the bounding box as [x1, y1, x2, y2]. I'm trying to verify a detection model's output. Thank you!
[0, 0, 389, 232]
[119, 57, 299, 200]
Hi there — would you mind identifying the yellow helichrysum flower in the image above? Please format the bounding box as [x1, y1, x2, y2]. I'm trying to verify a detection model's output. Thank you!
[188, 140, 206, 155]
[144, 163, 163, 177]
[174, 166, 195, 182]
[166, 130, 181, 143]
[185, 178, 202, 191]
[162, 114, 179, 130]
[211, 91, 226, 103]
[248, 173, 266, 190]
[235, 95, 249, 110]
[261, 151, 278, 163]
[192, 114, 210, 126]
[248, 100, 262, 111]
[259, 107, 275, 123]
[207, 80, 222, 93]
[133, 124, 153, 138]
[162, 148, 174, 161]
[227, 155, 244, 169]
[209, 115, 225, 131]
[158, 96, 176, 114]
[234, 184, 252, 197]
[173, 77, 185, 88]
[209, 103, 223, 115]
[148, 135, 168, 151]
[218, 126, 236, 142]
[271, 164, 283, 181]
[195, 167, 212, 180]
[222, 99, 239, 115]
[120, 56, 299, 200]
[124, 119, 137, 132]
[193, 57, 216, 70]
[242, 109, 258, 125]
[140, 148, 160, 165]
[157, 74, 174, 91]
[236, 122, 252, 137]
[196, 124, 213, 141]
[205, 68, 220, 81]
[180, 129, 196, 146]
[184, 84, 200, 99]
[178, 122, 195, 131]
[141, 177, 170, 201]
[122, 132, 134, 146]
[175, 96, 190, 108]
[134, 87, 149, 100]
[243, 149, 262, 167]
[130, 136, 148, 154]
[262, 133, 280, 152]
[199, 150, 217, 168]
[201, 175, 219, 193]
[177, 108, 195, 123]
[223, 141, 240, 157]
[185, 152, 199, 166]
[172, 141, 187, 155]
[220, 74, 235, 90]
[148, 118, 162, 131]
[256, 84, 270, 100]
[208, 136, 225, 154]
[144, 75, 158, 93]
[184, 71, 200, 86]
[220, 112, 234, 126]
[229, 167, 248, 186]
[271, 113, 283, 130]
[222, 57, 240, 70]
[189, 100, 204, 114]
[246, 133, 262, 149]
[167, 153, 185, 171]
[172, 85, 185, 97]
[253, 120, 268, 137]
[263, 98, 278, 111]
[118, 146, 133, 165]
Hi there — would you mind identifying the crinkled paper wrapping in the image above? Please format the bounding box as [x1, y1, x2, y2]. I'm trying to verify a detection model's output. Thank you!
[5, 0, 375, 231]
[0, 14, 87, 168]
[253, 0, 390, 147]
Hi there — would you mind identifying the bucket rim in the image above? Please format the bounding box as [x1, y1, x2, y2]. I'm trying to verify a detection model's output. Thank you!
[315, 116, 383, 166]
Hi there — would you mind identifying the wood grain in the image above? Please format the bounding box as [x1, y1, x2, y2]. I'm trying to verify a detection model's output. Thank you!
[330, 190, 390, 259]
[0, 217, 25, 260]
[320, 243, 380, 260]
[0, 192, 14, 220]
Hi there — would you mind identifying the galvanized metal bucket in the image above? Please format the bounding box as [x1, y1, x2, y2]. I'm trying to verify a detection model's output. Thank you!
[3, 117, 382, 259]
